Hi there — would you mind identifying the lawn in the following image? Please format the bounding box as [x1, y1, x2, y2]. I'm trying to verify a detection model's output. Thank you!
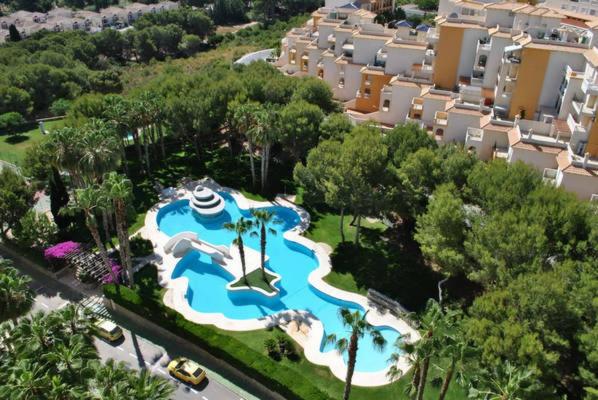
[230, 268, 278, 294]
[0, 119, 63, 165]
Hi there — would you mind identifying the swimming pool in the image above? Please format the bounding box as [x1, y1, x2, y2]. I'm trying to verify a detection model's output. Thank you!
[157, 192, 402, 373]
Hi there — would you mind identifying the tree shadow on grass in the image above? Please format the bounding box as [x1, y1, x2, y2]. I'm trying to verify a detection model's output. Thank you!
[5, 134, 29, 144]
[330, 226, 443, 312]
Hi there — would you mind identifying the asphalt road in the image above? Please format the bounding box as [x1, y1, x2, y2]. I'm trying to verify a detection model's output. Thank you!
[25, 274, 255, 400]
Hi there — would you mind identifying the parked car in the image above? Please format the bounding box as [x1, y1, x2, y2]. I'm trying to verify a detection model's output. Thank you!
[93, 318, 123, 342]
[167, 357, 207, 385]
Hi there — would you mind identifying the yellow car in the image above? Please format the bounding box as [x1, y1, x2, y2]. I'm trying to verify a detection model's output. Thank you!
[167, 357, 207, 385]
[93, 319, 124, 342]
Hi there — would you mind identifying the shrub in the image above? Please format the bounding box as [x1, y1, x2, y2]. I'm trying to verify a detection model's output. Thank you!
[0, 112, 25, 134]
[276, 333, 297, 360]
[13, 210, 58, 249]
[264, 338, 280, 360]
[44, 240, 80, 270]
[129, 236, 154, 258]
[49, 98, 72, 116]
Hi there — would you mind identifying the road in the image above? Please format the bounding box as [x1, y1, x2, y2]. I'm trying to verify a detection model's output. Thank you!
[24, 270, 257, 400]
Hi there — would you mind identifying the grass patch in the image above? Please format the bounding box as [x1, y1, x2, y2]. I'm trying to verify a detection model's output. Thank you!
[105, 265, 466, 400]
[0, 119, 63, 165]
[304, 210, 387, 249]
[230, 268, 278, 294]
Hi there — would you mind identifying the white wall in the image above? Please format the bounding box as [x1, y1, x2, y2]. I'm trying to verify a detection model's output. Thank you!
[377, 84, 422, 125]
[444, 112, 482, 143]
[385, 45, 426, 75]
[559, 171, 598, 199]
[485, 9, 515, 28]
[458, 28, 486, 81]
[507, 147, 558, 171]
[353, 36, 389, 65]
[333, 63, 362, 100]
[539, 51, 585, 111]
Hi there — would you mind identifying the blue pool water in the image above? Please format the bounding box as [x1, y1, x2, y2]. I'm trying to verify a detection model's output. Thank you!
[157, 192, 401, 373]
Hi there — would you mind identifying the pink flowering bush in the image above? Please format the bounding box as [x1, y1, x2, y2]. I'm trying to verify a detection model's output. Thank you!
[44, 241, 81, 270]
[102, 261, 123, 285]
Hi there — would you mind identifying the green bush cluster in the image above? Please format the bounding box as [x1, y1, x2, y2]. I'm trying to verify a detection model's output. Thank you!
[129, 236, 154, 258]
[103, 281, 333, 400]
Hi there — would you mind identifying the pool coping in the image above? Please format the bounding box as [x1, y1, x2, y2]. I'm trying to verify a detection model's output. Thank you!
[141, 178, 420, 387]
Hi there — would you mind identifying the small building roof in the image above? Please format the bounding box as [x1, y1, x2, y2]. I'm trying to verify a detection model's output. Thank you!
[416, 23, 430, 32]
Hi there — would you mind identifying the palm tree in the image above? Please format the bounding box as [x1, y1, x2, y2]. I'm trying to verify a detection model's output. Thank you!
[1, 360, 52, 399]
[50, 303, 92, 337]
[64, 186, 118, 284]
[126, 368, 175, 399]
[434, 317, 474, 400]
[250, 209, 279, 281]
[102, 94, 134, 176]
[103, 172, 134, 287]
[413, 299, 447, 400]
[45, 335, 96, 381]
[14, 311, 54, 352]
[79, 119, 121, 186]
[250, 106, 278, 192]
[326, 308, 387, 400]
[230, 101, 261, 188]
[47, 126, 85, 188]
[223, 217, 253, 284]
[0, 261, 34, 324]
[468, 361, 535, 400]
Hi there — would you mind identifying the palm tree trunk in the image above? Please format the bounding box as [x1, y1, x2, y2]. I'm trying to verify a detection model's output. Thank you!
[260, 223, 266, 280]
[101, 210, 111, 245]
[438, 360, 455, 400]
[87, 217, 118, 284]
[354, 215, 361, 244]
[416, 357, 430, 400]
[192, 134, 202, 163]
[142, 128, 151, 176]
[159, 125, 166, 159]
[133, 130, 143, 171]
[264, 144, 270, 191]
[119, 138, 129, 176]
[343, 332, 359, 400]
[238, 236, 247, 283]
[248, 140, 256, 188]
[114, 200, 134, 287]
[260, 148, 266, 192]
[339, 207, 345, 242]
[411, 362, 421, 396]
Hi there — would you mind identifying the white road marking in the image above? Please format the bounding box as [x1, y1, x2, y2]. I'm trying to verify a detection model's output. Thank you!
[57, 301, 69, 309]
[144, 360, 151, 366]
[117, 346, 124, 352]
[128, 353, 138, 359]
[202, 396, 208, 400]
[190, 388, 198, 394]
[41, 303, 49, 309]
[158, 369, 167, 375]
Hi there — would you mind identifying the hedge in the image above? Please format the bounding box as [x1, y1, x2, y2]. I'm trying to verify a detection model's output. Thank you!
[103, 283, 334, 400]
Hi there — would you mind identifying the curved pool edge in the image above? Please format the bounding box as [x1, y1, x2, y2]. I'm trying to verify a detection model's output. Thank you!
[141, 177, 420, 387]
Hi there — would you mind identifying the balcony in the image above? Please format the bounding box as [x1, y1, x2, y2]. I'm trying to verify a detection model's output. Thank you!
[591, 194, 598, 202]
[542, 168, 558, 186]
[434, 111, 448, 127]
[466, 127, 483, 142]
[477, 38, 491, 52]
[327, 34, 335, 43]
[426, 28, 438, 42]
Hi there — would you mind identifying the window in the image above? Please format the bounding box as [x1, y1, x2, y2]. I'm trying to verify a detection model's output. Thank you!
[338, 78, 345, 88]
[364, 88, 371, 98]
[591, 9, 596, 15]
[382, 99, 390, 111]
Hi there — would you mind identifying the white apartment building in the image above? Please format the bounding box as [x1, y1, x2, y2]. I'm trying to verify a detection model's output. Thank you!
[277, 0, 598, 200]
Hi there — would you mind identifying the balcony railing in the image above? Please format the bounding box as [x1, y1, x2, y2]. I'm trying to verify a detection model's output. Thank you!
[466, 127, 483, 142]
[582, 78, 598, 95]
[542, 168, 558, 185]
